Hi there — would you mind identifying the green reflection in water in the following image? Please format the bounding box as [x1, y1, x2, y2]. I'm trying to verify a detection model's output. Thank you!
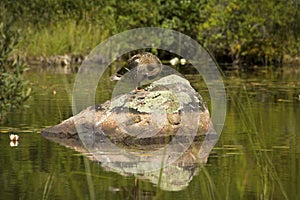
[0, 66, 299, 199]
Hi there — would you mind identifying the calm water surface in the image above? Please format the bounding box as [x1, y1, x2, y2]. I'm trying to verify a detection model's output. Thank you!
[0, 66, 299, 199]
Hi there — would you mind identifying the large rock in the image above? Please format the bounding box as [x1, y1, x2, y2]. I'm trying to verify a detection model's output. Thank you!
[42, 75, 218, 191]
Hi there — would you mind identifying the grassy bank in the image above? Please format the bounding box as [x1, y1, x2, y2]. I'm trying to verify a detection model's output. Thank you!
[18, 20, 109, 57]
[17, 19, 300, 67]
[2, 0, 300, 66]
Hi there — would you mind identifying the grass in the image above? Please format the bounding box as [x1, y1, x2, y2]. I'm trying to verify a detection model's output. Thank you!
[18, 20, 110, 57]
[225, 83, 289, 199]
[177, 77, 291, 200]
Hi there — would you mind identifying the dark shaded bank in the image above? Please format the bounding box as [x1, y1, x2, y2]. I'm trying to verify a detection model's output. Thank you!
[23, 53, 300, 70]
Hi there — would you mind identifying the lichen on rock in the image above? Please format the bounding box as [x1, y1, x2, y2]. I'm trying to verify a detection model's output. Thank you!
[123, 90, 180, 114]
[110, 74, 204, 115]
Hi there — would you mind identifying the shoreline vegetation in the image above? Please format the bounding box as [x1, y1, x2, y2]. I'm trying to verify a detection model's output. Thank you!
[0, 0, 299, 120]
[1, 0, 299, 68]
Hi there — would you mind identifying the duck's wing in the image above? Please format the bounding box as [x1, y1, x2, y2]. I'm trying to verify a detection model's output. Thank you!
[144, 62, 162, 79]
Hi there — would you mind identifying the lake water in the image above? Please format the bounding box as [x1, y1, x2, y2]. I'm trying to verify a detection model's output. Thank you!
[0, 66, 299, 199]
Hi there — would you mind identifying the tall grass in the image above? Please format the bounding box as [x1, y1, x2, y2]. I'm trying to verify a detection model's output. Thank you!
[225, 84, 288, 199]
[18, 20, 110, 57]
[181, 80, 291, 200]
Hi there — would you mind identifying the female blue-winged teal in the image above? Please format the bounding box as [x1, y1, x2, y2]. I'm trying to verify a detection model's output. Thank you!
[110, 52, 162, 90]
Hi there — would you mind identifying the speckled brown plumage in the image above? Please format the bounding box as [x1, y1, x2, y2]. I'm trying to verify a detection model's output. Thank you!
[110, 52, 162, 89]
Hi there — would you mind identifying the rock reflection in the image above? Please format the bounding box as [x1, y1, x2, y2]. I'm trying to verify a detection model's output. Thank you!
[99, 126, 217, 191]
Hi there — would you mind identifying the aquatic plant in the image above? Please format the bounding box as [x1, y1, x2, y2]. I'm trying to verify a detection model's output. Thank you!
[0, 13, 31, 122]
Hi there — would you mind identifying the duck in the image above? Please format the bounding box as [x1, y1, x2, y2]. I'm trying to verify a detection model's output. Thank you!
[110, 52, 162, 90]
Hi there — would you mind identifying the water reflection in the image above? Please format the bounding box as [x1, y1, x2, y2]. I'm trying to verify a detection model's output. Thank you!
[43, 124, 218, 191]
[1, 66, 299, 199]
